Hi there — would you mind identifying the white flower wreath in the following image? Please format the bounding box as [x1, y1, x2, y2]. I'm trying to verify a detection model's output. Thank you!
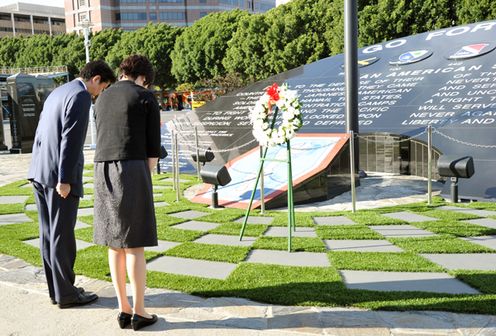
[249, 83, 303, 147]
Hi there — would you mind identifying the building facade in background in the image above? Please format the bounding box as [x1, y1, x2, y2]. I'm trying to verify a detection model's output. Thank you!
[65, 0, 275, 33]
[0, 1, 65, 37]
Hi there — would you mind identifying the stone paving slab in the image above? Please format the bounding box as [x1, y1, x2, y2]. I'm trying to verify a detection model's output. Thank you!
[438, 206, 496, 217]
[421, 253, 496, 271]
[324, 239, 404, 252]
[147, 255, 237, 280]
[168, 210, 209, 219]
[160, 177, 189, 183]
[0, 195, 29, 204]
[194, 234, 256, 247]
[313, 216, 356, 226]
[246, 249, 330, 267]
[340, 270, 480, 294]
[83, 183, 94, 188]
[263, 226, 317, 238]
[153, 193, 163, 198]
[234, 216, 274, 225]
[145, 240, 181, 253]
[74, 220, 90, 230]
[464, 218, 496, 229]
[25, 203, 37, 211]
[153, 185, 171, 190]
[369, 225, 436, 238]
[77, 207, 94, 216]
[461, 236, 496, 250]
[20, 183, 32, 188]
[0, 213, 33, 225]
[173, 220, 220, 231]
[154, 201, 169, 207]
[23, 238, 95, 251]
[383, 211, 439, 222]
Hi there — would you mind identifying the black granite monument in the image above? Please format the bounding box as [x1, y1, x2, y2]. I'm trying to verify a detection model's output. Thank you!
[7, 74, 56, 153]
[179, 20, 496, 203]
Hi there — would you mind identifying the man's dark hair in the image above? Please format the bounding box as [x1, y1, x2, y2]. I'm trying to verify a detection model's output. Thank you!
[119, 55, 155, 86]
[79, 60, 116, 83]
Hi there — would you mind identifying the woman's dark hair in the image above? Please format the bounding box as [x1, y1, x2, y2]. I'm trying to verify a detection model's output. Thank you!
[79, 60, 116, 83]
[119, 55, 155, 86]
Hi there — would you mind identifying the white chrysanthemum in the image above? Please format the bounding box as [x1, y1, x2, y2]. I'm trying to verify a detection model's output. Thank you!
[250, 83, 303, 146]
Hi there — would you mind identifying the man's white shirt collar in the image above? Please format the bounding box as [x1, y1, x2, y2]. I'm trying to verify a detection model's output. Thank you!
[76, 78, 87, 91]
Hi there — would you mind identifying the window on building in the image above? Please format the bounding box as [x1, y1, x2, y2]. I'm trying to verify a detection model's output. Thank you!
[33, 16, 49, 24]
[115, 13, 121, 21]
[158, 12, 185, 20]
[0, 14, 11, 21]
[199, 11, 208, 18]
[78, 12, 88, 23]
[149, 12, 157, 21]
[78, 0, 87, 7]
[219, 0, 242, 6]
[52, 18, 64, 26]
[14, 15, 30, 23]
[199, 0, 207, 3]
[158, 0, 183, 3]
[120, 12, 147, 20]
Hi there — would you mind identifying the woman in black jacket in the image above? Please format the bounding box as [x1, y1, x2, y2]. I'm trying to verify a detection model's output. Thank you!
[93, 55, 160, 331]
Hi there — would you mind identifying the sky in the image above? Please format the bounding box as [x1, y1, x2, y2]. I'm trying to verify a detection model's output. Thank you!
[14, 0, 64, 7]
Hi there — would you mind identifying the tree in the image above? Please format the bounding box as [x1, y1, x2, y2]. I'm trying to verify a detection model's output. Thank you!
[223, 14, 272, 81]
[456, 0, 496, 24]
[106, 23, 182, 87]
[171, 9, 248, 84]
[51, 33, 85, 76]
[15, 34, 53, 67]
[0, 37, 24, 67]
[224, 0, 336, 82]
[90, 28, 123, 61]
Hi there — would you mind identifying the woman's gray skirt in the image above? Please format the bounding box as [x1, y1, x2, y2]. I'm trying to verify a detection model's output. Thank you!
[93, 160, 157, 248]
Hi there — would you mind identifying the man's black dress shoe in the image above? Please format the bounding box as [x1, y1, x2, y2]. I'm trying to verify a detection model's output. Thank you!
[51, 287, 85, 305]
[131, 314, 158, 331]
[117, 312, 132, 329]
[58, 291, 98, 309]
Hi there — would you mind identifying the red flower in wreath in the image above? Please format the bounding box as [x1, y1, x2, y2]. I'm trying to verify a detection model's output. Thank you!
[266, 83, 280, 101]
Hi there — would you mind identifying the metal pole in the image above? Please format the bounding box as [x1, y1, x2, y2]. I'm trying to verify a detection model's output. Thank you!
[171, 131, 176, 191]
[287, 140, 295, 252]
[344, 0, 360, 171]
[349, 131, 357, 213]
[81, 22, 96, 149]
[260, 146, 265, 214]
[82, 26, 90, 64]
[194, 126, 201, 181]
[175, 132, 180, 201]
[427, 125, 433, 205]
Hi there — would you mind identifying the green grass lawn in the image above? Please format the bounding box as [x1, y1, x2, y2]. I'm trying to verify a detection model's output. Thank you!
[2, 169, 496, 315]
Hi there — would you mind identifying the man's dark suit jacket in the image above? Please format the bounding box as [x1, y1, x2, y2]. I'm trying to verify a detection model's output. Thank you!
[28, 79, 91, 197]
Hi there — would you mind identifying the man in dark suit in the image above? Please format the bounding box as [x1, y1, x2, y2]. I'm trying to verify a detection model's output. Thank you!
[28, 60, 116, 308]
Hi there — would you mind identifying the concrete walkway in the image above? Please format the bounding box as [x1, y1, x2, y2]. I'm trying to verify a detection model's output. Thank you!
[1, 254, 495, 336]
[1, 151, 496, 335]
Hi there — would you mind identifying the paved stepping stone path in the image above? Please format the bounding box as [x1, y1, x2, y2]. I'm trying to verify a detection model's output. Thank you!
[5, 180, 496, 296]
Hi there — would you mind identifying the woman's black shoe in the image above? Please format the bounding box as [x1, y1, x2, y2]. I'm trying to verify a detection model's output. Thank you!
[117, 312, 132, 329]
[131, 314, 158, 331]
